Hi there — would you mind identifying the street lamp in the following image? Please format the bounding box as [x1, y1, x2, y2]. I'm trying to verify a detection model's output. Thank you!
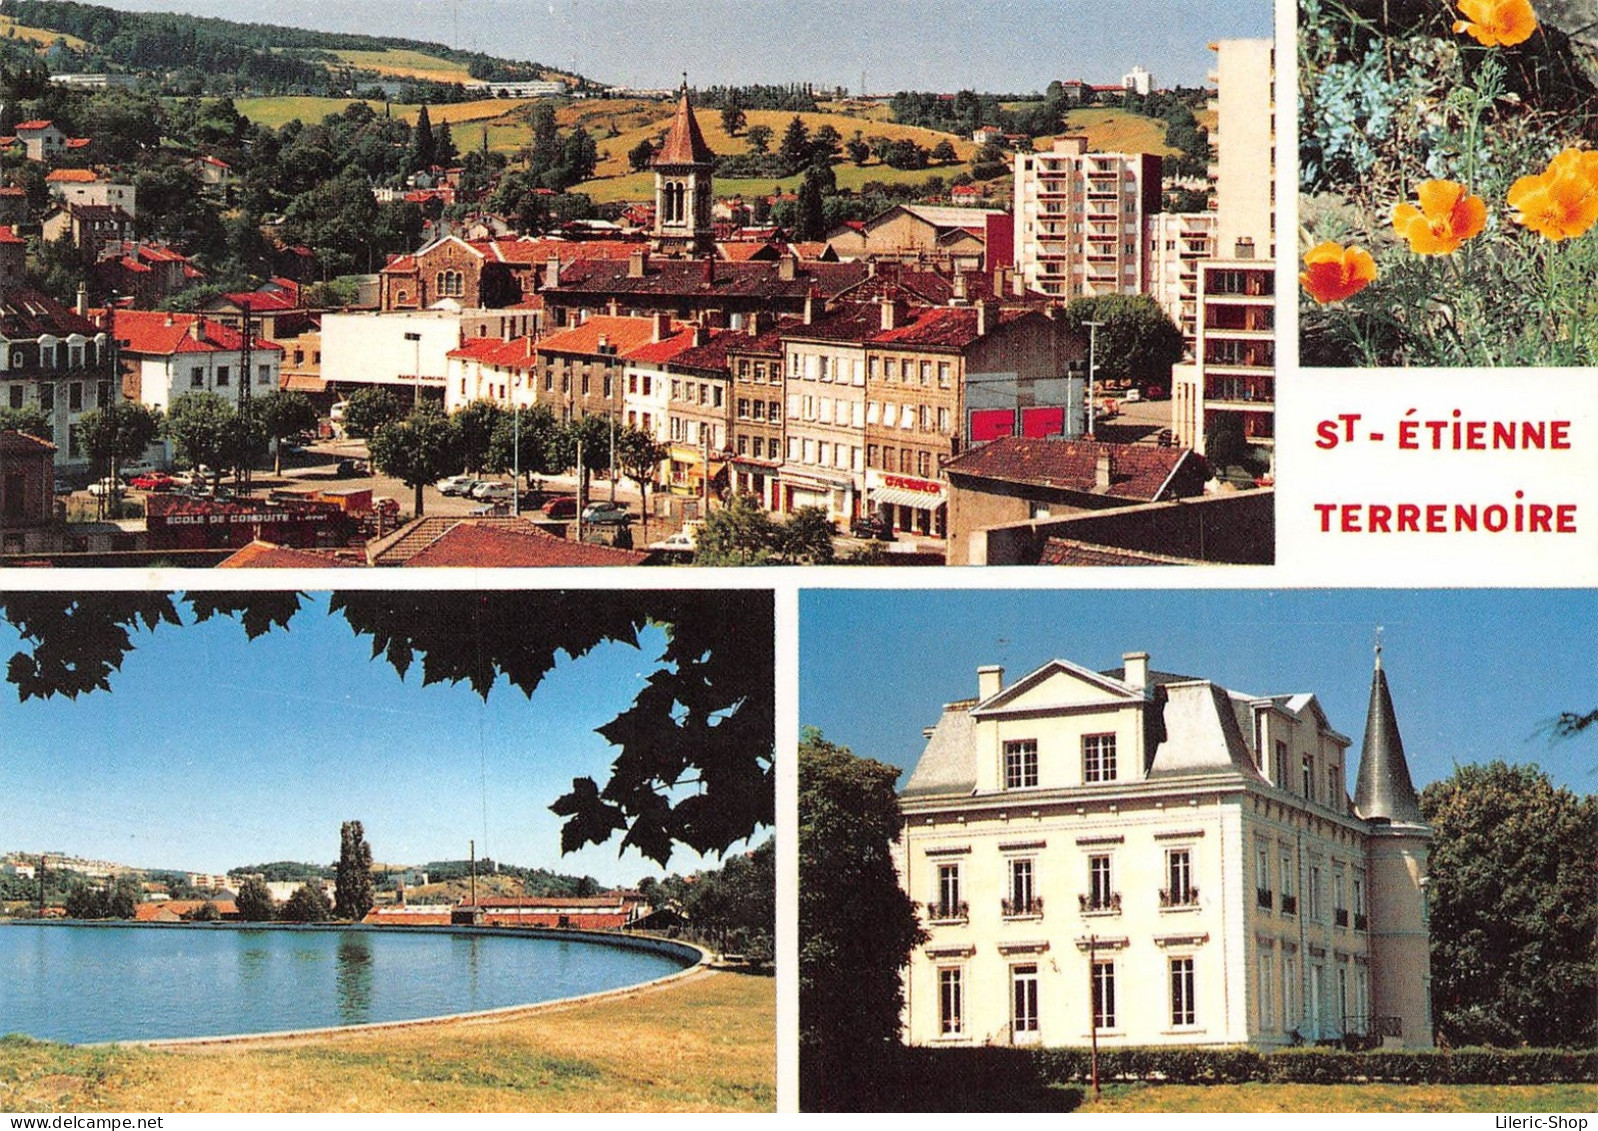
[1081, 320, 1103, 439]
[403, 331, 422, 408]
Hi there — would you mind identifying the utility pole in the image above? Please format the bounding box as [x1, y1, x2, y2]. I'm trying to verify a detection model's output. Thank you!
[574, 436, 584, 542]
[1082, 320, 1103, 439]
[237, 297, 253, 494]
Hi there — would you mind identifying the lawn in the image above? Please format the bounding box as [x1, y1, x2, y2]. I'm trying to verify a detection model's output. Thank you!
[327, 48, 473, 85]
[1077, 1081, 1597, 1113]
[0, 968, 774, 1113]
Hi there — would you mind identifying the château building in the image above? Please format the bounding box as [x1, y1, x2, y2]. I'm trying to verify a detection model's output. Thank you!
[897, 643, 1432, 1049]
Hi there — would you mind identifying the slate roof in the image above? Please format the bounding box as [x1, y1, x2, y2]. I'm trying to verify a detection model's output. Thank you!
[652, 85, 716, 166]
[868, 305, 1031, 349]
[547, 258, 868, 303]
[944, 436, 1194, 502]
[0, 287, 99, 338]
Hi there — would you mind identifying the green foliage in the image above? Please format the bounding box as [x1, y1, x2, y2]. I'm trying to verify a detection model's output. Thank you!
[1299, 0, 1598, 365]
[61, 874, 141, 920]
[367, 410, 464, 515]
[680, 838, 774, 962]
[1059, 294, 1184, 387]
[745, 124, 772, 155]
[334, 819, 375, 922]
[451, 399, 504, 474]
[627, 137, 655, 172]
[77, 400, 162, 483]
[187, 900, 222, 922]
[485, 401, 560, 484]
[163, 391, 234, 481]
[719, 103, 746, 136]
[798, 730, 926, 1111]
[280, 881, 332, 922]
[255, 390, 319, 474]
[339, 387, 405, 441]
[1420, 762, 1597, 1049]
[0, 405, 54, 442]
[234, 876, 276, 922]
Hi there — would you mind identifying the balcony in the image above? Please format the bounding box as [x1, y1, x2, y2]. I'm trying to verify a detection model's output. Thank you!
[1335, 908, 1350, 928]
[1078, 892, 1121, 914]
[1355, 912, 1369, 931]
[1257, 887, 1274, 910]
[926, 900, 968, 924]
[1159, 886, 1200, 909]
[1002, 896, 1044, 918]
[1280, 893, 1298, 915]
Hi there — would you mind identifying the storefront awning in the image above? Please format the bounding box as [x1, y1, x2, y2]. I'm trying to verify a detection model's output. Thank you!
[872, 486, 946, 510]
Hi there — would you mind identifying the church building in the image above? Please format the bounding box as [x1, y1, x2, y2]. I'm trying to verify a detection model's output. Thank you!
[652, 83, 717, 258]
[897, 643, 1432, 1049]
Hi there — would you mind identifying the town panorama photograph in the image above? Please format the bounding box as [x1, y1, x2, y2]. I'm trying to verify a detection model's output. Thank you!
[0, 0, 1276, 568]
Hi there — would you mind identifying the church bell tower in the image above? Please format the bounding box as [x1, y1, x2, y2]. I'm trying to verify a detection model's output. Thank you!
[652, 80, 717, 258]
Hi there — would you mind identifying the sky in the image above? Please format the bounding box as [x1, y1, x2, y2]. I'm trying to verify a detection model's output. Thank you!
[95, 0, 1273, 92]
[0, 593, 765, 887]
[800, 589, 1597, 797]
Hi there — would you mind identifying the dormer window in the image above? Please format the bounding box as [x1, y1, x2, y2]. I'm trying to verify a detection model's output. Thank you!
[1003, 739, 1038, 789]
[1083, 733, 1117, 782]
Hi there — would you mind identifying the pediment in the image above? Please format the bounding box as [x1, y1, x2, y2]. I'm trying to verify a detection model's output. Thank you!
[973, 659, 1140, 716]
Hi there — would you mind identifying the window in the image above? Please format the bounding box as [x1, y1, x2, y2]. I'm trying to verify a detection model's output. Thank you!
[1334, 871, 1347, 927]
[1309, 865, 1322, 921]
[935, 863, 961, 919]
[1170, 957, 1196, 1026]
[258, 364, 271, 385]
[39, 385, 53, 411]
[1007, 857, 1037, 915]
[1328, 765, 1341, 809]
[1284, 954, 1299, 1027]
[7, 386, 19, 409]
[216, 366, 229, 387]
[769, 400, 781, 421]
[1093, 961, 1116, 1028]
[191, 366, 205, 388]
[1082, 733, 1116, 782]
[938, 362, 951, 388]
[1011, 964, 1039, 1036]
[1087, 853, 1114, 911]
[1003, 739, 1038, 789]
[1353, 875, 1366, 929]
[1259, 949, 1275, 1029]
[1302, 754, 1314, 799]
[68, 382, 82, 412]
[1257, 842, 1272, 908]
[1164, 848, 1194, 906]
[1280, 849, 1297, 914]
[1275, 740, 1288, 786]
[939, 967, 964, 1035]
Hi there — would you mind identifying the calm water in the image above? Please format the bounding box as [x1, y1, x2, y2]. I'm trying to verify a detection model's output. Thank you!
[0, 924, 691, 1044]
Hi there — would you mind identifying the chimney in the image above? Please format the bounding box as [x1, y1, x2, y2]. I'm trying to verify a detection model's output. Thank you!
[192, 315, 205, 341]
[977, 664, 1004, 701]
[629, 247, 648, 277]
[778, 254, 795, 281]
[653, 310, 672, 342]
[75, 282, 87, 317]
[607, 297, 620, 316]
[1095, 450, 1113, 491]
[164, 311, 174, 327]
[703, 256, 716, 285]
[976, 298, 998, 338]
[803, 291, 817, 325]
[879, 293, 900, 332]
[951, 271, 967, 303]
[1122, 651, 1149, 694]
[597, 334, 609, 353]
[543, 253, 560, 289]
[867, 259, 877, 279]
[692, 322, 710, 347]
[747, 309, 768, 337]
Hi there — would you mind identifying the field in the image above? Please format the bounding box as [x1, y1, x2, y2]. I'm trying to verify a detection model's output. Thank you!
[1057, 107, 1177, 155]
[1077, 1081, 1597, 1112]
[0, 967, 774, 1113]
[231, 95, 532, 138]
[326, 48, 473, 85]
[0, 16, 88, 50]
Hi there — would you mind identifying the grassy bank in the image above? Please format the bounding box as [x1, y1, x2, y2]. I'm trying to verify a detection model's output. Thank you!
[1079, 1081, 1596, 1112]
[0, 968, 773, 1113]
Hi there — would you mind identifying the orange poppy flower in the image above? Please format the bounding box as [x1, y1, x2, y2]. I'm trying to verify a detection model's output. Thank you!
[1392, 180, 1487, 254]
[1452, 0, 1538, 46]
[1300, 242, 1378, 304]
[1507, 148, 1598, 241]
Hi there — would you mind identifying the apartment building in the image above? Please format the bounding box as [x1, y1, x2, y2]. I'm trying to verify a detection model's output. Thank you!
[1013, 137, 1162, 300]
[1147, 211, 1217, 354]
[898, 645, 1432, 1050]
[0, 288, 115, 467]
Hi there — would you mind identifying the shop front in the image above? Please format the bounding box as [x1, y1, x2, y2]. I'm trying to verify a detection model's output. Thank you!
[866, 471, 947, 538]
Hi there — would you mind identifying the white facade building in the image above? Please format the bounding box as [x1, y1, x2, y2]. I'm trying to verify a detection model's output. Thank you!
[898, 645, 1432, 1050]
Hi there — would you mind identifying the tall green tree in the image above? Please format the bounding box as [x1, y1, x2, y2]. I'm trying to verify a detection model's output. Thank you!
[334, 819, 375, 921]
[235, 876, 276, 922]
[614, 424, 667, 541]
[779, 115, 811, 171]
[452, 399, 504, 474]
[409, 103, 436, 171]
[485, 402, 560, 488]
[799, 731, 925, 1111]
[340, 387, 406, 440]
[548, 414, 615, 504]
[745, 124, 773, 155]
[367, 409, 464, 516]
[163, 391, 233, 487]
[281, 881, 332, 923]
[1421, 762, 1597, 1048]
[1059, 294, 1185, 389]
[719, 102, 746, 137]
[256, 390, 319, 475]
[0, 406, 51, 441]
[78, 400, 162, 516]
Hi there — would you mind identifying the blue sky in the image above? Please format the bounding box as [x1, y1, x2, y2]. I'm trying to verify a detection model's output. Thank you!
[99, 0, 1272, 91]
[800, 589, 1597, 797]
[0, 594, 760, 887]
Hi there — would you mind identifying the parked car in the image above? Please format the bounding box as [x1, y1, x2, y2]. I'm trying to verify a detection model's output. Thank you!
[542, 496, 578, 520]
[581, 501, 633, 525]
[334, 458, 368, 477]
[437, 475, 480, 497]
[648, 525, 700, 552]
[1121, 387, 1143, 403]
[129, 472, 178, 492]
[86, 477, 123, 498]
[471, 481, 516, 503]
[851, 514, 894, 541]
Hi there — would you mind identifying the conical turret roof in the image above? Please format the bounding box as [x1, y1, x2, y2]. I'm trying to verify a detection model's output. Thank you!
[1354, 644, 1424, 823]
[653, 83, 716, 166]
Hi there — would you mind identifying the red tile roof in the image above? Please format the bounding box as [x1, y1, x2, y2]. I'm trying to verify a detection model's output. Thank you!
[1038, 539, 1199, 566]
[624, 325, 700, 365]
[46, 168, 98, 183]
[447, 335, 538, 365]
[365, 516, 651, 567]
[944, 436, 1195, 502]
[362, 907, 452, 925]
[1, 430, 56, 455]
[0, 225, 24, 245]
[536, 314, 668, 358]
[217, 541, 363, 568]
[115, 310, 282, 357]
[13, 120, 56, 132]
[652, 86, 716, 166]
[868, 305, 1031, 349]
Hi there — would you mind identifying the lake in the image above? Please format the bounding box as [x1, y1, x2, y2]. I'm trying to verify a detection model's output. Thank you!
[0, 923, 695, 1044]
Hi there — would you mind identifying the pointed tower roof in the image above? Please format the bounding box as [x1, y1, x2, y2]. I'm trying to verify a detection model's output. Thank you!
[1354, 638, 1424, 824]
[653, 82, 716, 166]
